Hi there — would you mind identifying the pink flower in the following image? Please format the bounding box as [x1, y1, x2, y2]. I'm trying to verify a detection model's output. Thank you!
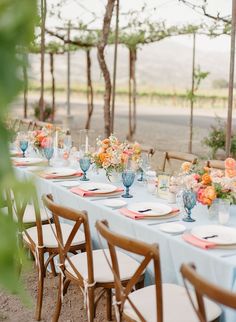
[41, 137, 53, 148]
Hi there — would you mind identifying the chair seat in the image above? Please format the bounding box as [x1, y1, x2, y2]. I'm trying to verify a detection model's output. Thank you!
[23, 223, 85, 248]
[14, 204, 52, 223]
[123, 284, 221, 322]
[66, 249, 141, 283]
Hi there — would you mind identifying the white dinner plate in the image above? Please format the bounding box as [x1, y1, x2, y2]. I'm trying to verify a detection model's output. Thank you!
[103, 199, 127, 209]
[128, 202, 172, 217]
[59, 181, 81, 187]
[191, 225, 236, 245]
[44, 167, 77, 177]
[79, 182, 117, 194]
[159, 223, 186, 234]
[12, 157, 44, 165]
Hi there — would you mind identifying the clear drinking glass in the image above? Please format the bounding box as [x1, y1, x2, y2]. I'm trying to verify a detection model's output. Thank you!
[218, 199, 230, 225]
[122, 170, 135, 198]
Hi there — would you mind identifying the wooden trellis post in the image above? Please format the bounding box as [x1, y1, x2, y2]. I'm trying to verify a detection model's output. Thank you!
[128, 47, 137, 140]
[23, 53, 28, 119]
[49, 52, 55, 122]
[226, 0, 236, 156]
[189, 32, 196, 154]
[85, 49, 94, 129]
[39, 0, 46, 121]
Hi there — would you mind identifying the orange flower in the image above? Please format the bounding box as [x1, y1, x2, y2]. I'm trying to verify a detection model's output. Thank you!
[181, 162, 191, 173]
[204, 186, 216, 201]
[201, 173, 211, 185]
[102, 138, 110, 145]
[203, 166, 210, 173]
[225, 157, 236, 169]
[46, 124, 53, 130]
[99, 152, 108, 163]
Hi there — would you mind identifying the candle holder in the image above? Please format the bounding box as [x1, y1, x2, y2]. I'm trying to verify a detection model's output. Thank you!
[79, 129, 95, 154]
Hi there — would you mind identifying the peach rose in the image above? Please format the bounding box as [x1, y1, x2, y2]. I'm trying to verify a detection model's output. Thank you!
[225, 169, 236, 178]
[204, 186, 216, 201]
[201, 173, 212, 185]
[41, 137, 53, 148]
[225, 158, 236, 169]
[181, 162, 191, 173]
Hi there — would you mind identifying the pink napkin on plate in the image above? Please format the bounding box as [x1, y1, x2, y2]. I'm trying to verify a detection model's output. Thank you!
[182, 233, 216, 249]
[70, 186, 123, 197]
[13, 161, 29, 166]
[119, 207, 180, 220]
[40, 171, 82, 179]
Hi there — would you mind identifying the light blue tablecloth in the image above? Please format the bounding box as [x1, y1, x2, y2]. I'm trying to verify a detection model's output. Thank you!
[15, 167, 236, 322]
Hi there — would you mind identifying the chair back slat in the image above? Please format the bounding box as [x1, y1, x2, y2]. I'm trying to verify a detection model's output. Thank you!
[96, 219, 163, 322]
[181, 263, 236, 322]
[162, 151, 198, 173]
[42, 194, 94, 284]
[206, 160, 225, 170]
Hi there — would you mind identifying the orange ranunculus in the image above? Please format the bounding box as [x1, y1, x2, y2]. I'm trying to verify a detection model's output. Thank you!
[204, 186, 216, 201]
[102, 138, 110, 145]
[225, 157, 236, 169]
[46, 123, 53, 130]
[201, 173, 212, 185]
[181, 162, 191, 173]
[99, 152, 108, 163]
[225, 168, 236, 178]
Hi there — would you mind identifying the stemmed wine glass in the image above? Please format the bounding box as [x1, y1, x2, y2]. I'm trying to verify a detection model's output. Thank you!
[20, 140, 29, 158]
[122, 170, 135, 198]
[42, 137, 54, 165]
[79, 156, 91, 181]
[182, 189, 197, 222]
[43, 146, 54, 166]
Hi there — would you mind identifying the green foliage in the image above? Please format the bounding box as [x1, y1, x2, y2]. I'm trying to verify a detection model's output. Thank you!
[212, 78, 228, 89]
[34, 102, 52, 121]
[203, 118, 236, 158]
[0, 0, 37, 295]
[186, 65, 209, 103]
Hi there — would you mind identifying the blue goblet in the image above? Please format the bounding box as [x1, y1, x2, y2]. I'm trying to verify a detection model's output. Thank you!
[182, 189, 197, 222]
[43, 147, 54, 165]
[138, 168, 144, 182]
[20, 140, 28, 157]
[79, 157, 91, 181]
[122, 170, 135, 198]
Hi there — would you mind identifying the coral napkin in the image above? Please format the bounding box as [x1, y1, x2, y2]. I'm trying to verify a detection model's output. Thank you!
[70, 186, 123, 197]
[119, 207, 180, 220]
[40, 171, 82, 179]
[182, 233, 216, 249]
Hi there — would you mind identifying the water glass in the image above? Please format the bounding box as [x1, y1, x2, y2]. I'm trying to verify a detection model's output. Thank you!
[218, 199, 230, 225]
[182, 189, 197, 222]
[20, 140, 28, 157]
[43, 147, 54, 165]
[79, 156, 91, 181]
[122, 170, 135, 198]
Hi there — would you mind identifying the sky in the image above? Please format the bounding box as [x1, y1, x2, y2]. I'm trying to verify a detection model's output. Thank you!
[48, 0, 232, 53]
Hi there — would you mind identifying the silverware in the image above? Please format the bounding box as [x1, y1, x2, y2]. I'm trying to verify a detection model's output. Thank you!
[147, 219, 180, 226]
[138, 208, 152, 213]
[202, 234, 218, 240]
[89, 196, 121, 201]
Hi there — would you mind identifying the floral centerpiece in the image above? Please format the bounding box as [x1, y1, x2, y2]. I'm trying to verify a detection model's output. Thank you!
[29, 124, 54, 151]
[92, 134, 141, 180]
[173, 158, 236, 207]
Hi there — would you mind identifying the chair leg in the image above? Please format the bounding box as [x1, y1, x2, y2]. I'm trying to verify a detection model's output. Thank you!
[106, 288, 112, 321]
[49, 255, 57, 277]
[35, 267, 44, 321]
[87, 286, 95, 322]
[52, 274, 64, 322]
[63, 279, 71, 296]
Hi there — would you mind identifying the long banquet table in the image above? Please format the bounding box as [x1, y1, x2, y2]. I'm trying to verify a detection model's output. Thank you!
[15, 166, 236, 322]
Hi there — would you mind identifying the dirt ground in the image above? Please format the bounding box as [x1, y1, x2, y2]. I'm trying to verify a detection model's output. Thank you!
[0, 264, 109, 322]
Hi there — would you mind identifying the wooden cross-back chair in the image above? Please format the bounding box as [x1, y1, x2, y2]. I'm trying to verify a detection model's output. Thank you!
[161, 151, 198, 173]
[96, 220, 221, 322]
[11, 188, 86, 321]
[42, 194, 144, 322]
[19, 119, 34, 131]
[180, 263, 236, 322]
[206, 160, 225, 170]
